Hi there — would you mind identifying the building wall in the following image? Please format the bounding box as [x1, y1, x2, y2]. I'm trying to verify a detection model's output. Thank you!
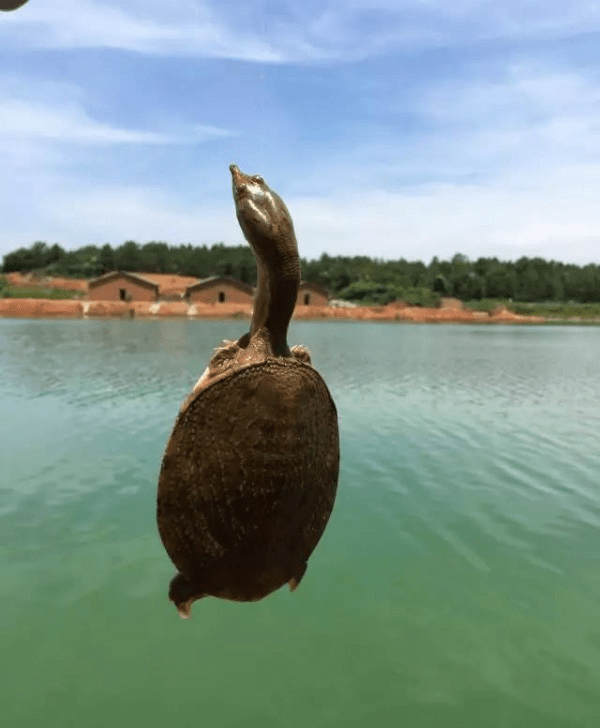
[296, 287, 328, 307]
[88, 276, 156, 302]
[187, 282, 253, 305]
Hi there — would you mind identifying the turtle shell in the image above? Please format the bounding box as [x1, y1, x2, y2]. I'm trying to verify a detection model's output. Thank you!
[157, 357, 339, 602]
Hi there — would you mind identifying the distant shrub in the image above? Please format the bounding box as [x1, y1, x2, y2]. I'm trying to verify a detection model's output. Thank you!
[2, 284, 85, 300]
[510, 302, 600, 319]
[463, 299, 600, 319]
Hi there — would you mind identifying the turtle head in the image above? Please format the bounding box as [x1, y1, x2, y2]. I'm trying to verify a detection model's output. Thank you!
[229, 163, 300, 357]
[229, 164, 297, 259]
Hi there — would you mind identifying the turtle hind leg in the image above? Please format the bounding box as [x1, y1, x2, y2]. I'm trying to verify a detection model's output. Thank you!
[288, 562, 308, 592]
[168, 571, 206, 619]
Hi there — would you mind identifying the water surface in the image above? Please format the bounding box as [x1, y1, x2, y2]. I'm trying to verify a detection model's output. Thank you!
[2, 319, 600, 727]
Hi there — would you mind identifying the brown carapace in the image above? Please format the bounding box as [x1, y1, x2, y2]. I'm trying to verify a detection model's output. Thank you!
[156, 165, 339, 618]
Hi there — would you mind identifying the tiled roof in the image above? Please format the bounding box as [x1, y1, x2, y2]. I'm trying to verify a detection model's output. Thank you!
[185, 276, 254, 296]
[88, 271, 159, 290]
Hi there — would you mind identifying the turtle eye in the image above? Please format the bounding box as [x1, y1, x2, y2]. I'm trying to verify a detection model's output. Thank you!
[252, 175, 264, 185]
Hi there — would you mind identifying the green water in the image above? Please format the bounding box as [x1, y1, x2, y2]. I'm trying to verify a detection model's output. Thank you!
[2, 319, 600, 727]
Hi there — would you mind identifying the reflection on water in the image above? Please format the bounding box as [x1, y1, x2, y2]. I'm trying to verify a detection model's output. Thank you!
[2, 319, 600, 726]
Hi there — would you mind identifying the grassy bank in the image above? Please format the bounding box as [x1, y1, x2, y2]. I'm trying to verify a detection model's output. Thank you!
[463, 299, 600, 320]
[510, 302, 600, 319]
[0, 282, 85, 300]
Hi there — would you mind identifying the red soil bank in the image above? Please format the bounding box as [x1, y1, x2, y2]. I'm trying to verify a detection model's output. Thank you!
[0, 299, 83, 317]
[0, 297, 545, 323]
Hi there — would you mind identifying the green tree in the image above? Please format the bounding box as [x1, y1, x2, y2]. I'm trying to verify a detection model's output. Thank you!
[115, 241, 141, 271]
[98, 244, 115, 273]
[433, 274, 448, 295]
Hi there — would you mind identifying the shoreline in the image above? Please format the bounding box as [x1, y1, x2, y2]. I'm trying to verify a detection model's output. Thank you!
[0, 297, 570, 323]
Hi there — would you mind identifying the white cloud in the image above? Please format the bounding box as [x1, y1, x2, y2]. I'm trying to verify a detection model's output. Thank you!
[3, 167, 600, 264]
[38, 185, 239, 244]
[1, 0, 287, 61]
[2, 19, 600, 265]
[421, 65, 600, 130]
[3, 0, 600, 61]
[290, 176, 600, 263]
[285, 64, 600, 263]
[418, 65, 600, 181]
[0, 82, 237, 252]
[0, 84, 234, 145]
[0, 100, 231, 144]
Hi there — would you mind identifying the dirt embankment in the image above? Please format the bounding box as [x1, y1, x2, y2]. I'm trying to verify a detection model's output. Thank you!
[0, 299, 84, 317]
[5, 273, 88, 292]
[0, 298, 545, 323]
[294, 304, 544, 323]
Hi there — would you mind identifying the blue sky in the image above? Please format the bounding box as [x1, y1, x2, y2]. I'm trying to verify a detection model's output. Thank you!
[1, 0, 600, 264]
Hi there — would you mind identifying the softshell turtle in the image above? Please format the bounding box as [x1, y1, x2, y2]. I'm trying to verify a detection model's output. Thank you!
[156, 164, 339, 618]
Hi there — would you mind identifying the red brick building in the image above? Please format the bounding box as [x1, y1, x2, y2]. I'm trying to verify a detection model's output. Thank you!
[88, 271, 159, 302]
[185, 276, 254, 305]
[296, 281, 329, 307]
[88, 271, 200, 301]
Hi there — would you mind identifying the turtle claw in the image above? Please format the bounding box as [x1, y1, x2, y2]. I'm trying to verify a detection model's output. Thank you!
[288, 563, 307, 592]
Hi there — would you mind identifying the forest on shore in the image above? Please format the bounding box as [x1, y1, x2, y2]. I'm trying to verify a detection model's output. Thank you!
[2, 240, 600, 306]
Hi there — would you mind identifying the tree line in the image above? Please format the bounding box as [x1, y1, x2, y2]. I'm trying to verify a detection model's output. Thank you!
[2, 241, 600, 305]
